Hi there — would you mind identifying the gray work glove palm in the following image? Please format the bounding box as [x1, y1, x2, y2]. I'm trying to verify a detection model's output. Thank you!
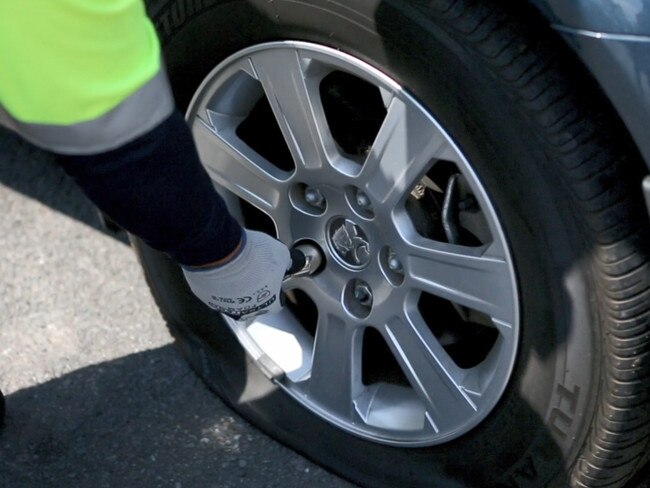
[182, 230, 290, 320]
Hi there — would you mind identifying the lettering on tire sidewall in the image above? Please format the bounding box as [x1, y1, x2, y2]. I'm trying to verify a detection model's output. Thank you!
[152, 0, 222, 39]
[548, 382, 582, 444]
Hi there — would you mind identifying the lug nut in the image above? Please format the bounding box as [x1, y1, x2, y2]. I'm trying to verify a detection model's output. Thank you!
[388, 252, 403, 273]
[355, 190, 371, 209]
[353, 283, 373, 307]
[305, 187, 325, 208]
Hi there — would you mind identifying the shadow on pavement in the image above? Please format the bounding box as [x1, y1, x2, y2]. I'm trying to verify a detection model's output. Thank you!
[0, 128, 128, 245]
[0, 346, 337, 488]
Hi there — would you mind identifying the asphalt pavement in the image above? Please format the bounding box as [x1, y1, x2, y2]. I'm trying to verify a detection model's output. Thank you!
[1, 129, 647, 488]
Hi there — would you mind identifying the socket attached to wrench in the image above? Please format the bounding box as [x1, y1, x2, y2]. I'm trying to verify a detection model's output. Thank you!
[284, 243, 323, 280]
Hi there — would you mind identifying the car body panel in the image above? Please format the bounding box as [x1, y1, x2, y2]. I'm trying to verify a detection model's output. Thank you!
[531, 0, 650, 35]
[530, 0, 650, 169]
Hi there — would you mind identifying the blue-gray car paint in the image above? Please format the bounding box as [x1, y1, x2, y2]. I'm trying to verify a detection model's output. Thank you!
[529, 0, 650, 171]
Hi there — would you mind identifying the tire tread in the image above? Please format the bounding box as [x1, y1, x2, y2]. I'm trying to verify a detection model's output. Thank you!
[426, 1, 650, 487]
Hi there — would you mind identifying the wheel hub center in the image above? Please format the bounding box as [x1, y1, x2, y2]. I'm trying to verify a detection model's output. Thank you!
[328, 218, 371, 269]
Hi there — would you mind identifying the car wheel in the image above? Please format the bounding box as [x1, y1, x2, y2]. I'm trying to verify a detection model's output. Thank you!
[136, 1, 650, 486]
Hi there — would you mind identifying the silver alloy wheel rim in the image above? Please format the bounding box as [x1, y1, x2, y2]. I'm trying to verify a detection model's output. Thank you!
[186, 41, 519, 447]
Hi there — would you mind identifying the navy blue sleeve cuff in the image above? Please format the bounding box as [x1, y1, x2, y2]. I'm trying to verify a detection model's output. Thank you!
[56, 110, 244, 266]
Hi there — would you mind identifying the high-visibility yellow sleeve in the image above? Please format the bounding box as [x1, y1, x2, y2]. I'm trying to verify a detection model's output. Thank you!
[0, 0, 161, 125]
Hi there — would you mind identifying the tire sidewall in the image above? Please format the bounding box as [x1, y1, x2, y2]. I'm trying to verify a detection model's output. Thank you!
[143, 1, 600, 486]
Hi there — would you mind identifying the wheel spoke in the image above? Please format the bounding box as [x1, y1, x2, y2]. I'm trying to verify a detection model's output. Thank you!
[308, 314, 362, 416]
[249, 48, 331, 172]
[192, 117, 284, 215]
[383, 316, 477, 433]
[406, 239, 516, 326]
[359, 97, 457, 208]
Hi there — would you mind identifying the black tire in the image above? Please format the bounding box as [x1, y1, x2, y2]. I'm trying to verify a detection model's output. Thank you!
[138, 1, 650, 486]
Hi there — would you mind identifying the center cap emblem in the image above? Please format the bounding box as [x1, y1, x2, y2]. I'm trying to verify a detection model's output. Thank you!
[328, 218, 371, 269]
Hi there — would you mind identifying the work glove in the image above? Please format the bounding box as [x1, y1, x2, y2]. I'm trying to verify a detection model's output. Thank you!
[182, 230, 291, 320]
